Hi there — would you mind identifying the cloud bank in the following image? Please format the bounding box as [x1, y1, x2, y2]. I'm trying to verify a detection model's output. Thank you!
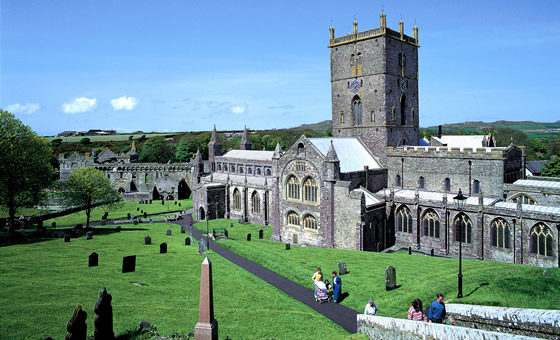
[62, 97, 97, 113]
[110, 96, 139, 111]
[5, 103, 40, 114]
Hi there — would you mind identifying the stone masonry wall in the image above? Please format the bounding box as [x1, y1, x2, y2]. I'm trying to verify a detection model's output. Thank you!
[333, 182, 363, 250]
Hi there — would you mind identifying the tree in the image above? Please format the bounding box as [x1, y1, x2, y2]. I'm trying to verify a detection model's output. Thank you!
[0, 110, 55, 231]
[61, 167, 120, 228]
[139, 136, 175, 163]
[541, 158, 560, 177]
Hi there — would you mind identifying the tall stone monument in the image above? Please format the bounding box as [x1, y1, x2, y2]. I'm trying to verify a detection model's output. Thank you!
[194, 257, 218, 340]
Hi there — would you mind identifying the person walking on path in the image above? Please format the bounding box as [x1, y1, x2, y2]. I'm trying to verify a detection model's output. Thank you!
[364, 298, 378, 315]
[332, 271, 342, 303]
[408, 299, 427, 321]
[312, 268, 323, 297]
[428, 293, 446, 323]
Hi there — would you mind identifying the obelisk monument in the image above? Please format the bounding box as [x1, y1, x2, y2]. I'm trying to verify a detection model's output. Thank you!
[194, 257, 218, 339]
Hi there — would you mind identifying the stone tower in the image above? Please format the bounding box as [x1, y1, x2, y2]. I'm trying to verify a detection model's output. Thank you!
[329, 13, 420, 164]
[208, 125, 221, 171]
[239, 125, 252, 150]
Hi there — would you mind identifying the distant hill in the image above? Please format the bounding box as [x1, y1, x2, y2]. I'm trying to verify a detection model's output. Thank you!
[292, 120, 332, 130]
[425, 120, 560, 138]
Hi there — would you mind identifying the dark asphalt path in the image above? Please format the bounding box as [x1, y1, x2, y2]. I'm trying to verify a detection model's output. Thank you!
[176, 214, 358, 334]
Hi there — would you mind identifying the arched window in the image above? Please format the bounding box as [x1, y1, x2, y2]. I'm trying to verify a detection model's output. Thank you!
[256, 168, 261, 175]
[224, 165, 228, 171]
[233, 189, 241, 211]
[491, 218, 510, 248]
[396, 206, 413, 233]
[340, 112, 344, 124]
[247, 167, 252, 174]
[473, 180, 480, 194]
[303, 177, 318, 203]
[303, 215, 317, 230]
[353, 97, 362, 126]
[217, 164, 222, 171]
[287, 211, 300, 226]
[454, 213, 473, 244]
[231, 166, 236, 173]
[286, 175, 300, 200]
[511, 195, 537, 205]
[400, 94, 406, 125]
[395, 175, 401, 187]
[298, 143, 305, 155]
[371, 110, 375, 122]
[422, 209, 440, 238]
[531, 223, 554, 256]
[251, 191, 260, 215]
[419, 176, 425, 189]
[239, 166, 243, 174]
[444, 178, 451, 192]
[266, 169, 271, 176]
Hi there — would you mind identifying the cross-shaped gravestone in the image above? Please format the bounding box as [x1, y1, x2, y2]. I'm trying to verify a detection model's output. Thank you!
[385, 266, 396, 291]
[89, 252, 98, 267]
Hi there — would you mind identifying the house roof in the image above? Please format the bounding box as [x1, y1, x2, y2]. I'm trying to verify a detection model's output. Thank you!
[526, 161, 549, 175]
[220, 150, 274, 161]
[308, 137, 382, 172]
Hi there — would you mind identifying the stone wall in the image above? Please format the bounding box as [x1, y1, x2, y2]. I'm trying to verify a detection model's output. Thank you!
[333, 182, 362, 250]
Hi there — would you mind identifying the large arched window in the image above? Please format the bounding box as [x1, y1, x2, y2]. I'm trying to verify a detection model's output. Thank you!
[286, 175, 300, 200]
[491, 218, 510, 249]
[303, 215, 317, 230]
[353, 96, 362, 126]
[287, 211, 300, 226]
[303, 177, 318, 203]
[422, 209, 440, 238]
[233, 189, 241, 211]
[454, 213, 473, 244]
[400, 94, 406, 125]
[251, 191, 260, 215]
[511, 194, 537, 205]
[396, 206, 413, 233]
[531, 223, 554, 256]
[444, 178, 451, 192]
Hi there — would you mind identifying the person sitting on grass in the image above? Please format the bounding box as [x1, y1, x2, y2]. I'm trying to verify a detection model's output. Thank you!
[364, 298, 378, 315]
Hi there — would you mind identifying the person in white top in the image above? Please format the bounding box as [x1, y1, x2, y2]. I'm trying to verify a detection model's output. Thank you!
[364, 298, 378, 315]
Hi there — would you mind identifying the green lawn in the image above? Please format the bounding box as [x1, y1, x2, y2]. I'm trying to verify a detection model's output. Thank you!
[0, 223, 354, 339]
[0, 207, 52, 218]
[194, 219, 560, 318]
[44, 199, 193, 227]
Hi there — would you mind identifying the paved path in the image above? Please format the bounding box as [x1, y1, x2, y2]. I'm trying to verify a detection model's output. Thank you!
[175, 214, 358, 334]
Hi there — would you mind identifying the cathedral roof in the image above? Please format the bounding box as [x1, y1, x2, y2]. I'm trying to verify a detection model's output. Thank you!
[352, 188, 383, 207]
[308, 137, 382, 172]
[431, 135, 489, 148]
[378, 188, 500, 207]
[512, 179, 560, 189]
[220, 150, 274, 161]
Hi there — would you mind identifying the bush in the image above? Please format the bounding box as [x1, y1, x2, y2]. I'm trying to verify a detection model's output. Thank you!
[80, 137, 90, 145]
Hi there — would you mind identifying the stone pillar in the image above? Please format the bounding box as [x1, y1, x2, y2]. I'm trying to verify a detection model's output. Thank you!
[94, 288, 114, 340]
[194, 257, 218, 340]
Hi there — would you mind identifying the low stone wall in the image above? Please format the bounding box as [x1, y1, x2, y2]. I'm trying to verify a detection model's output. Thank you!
[357, 314, 537, 339]
[446, 304, 560, 339]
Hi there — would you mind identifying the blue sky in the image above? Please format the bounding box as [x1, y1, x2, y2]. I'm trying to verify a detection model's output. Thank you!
[2, 0, 559, 136]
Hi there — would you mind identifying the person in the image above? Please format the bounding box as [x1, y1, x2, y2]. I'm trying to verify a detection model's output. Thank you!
[428, 293, 446, 324]
[332, 271, 342, 303]
[364, 298, 378, 315]
[408, 299, 426, 321]
[312, 268, 323, 297]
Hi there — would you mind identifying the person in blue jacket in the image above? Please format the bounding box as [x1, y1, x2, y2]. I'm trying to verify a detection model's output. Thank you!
[428, 293, 446, 323]
[332, 271, 342, 303]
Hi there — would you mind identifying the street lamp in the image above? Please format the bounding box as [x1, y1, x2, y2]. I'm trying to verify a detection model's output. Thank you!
[453, 188, 467, 298]
[206, 209, 209, 250]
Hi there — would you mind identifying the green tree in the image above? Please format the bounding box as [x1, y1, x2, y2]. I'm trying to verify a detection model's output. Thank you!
[61, 167, 120, 228]
[80, 137, 90, 145]
[139, 136, 175, 163]
[0, 110, 55, 231]
[541, 158, 560, 177]
[176, 137, 195, 162]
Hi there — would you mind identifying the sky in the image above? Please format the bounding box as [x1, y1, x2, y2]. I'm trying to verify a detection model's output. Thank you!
[2, 0, 560, 136]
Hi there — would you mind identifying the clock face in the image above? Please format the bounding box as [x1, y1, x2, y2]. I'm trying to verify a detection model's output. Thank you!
[350, 80, 360, 93]
[400, 80, 407, 93]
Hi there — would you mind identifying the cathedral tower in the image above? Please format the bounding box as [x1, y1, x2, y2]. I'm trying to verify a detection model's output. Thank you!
[329, 13, 420, 164]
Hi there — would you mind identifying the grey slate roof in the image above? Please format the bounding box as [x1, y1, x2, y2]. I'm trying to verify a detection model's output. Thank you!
[526, 161, 549, 176]
[308, 137, 382, 172]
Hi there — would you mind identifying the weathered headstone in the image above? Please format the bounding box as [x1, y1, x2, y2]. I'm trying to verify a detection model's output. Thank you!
[194, 257, 218, 339]
[89, 252, 98, 267]
[431, 249, 434, 256]
[185, 237, 191, 246]
[408, 247, 412, 255]
[259, 229, 263, 239]
[285, 243, 290, 250]
[86, 231, 93, 240]
[385, 266, 396, 291]
[179, 202, 181, 207]
[198, 238, 207, 254]
[175, 201, 177, 205]
[161, 200, 164, 205]
[94, 288, 114, 339]
[64, 234, 71, 242]
[181, 226, 186, 233]
[65, 305, 87, 340]
[160, 242, 167, 253]
[143, 212, 147, 218]
[144, 236, 151, 245]
[543, 270, 550, 276]
[167, 229, 172, 236]
[149, 200, 152, 204]
[122, 255, 136, 273]
[140, 210, 143, 214]
[52, 222, 57, 228]
[338, 262, 347, 275]
[247, 233, 251, 241]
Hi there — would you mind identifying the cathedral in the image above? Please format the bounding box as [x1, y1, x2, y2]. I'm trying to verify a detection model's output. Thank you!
[190, 13, 559, 267]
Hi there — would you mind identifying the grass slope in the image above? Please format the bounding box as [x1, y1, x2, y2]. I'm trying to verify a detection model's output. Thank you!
[194, 220, 560, 318]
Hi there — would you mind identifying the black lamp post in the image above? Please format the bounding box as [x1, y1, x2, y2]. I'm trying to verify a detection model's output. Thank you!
[453, 188, 467, 298]
[206, 210, 209, 250]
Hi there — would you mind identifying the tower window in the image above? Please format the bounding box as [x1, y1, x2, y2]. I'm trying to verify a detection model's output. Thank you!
[419, 176, 425, 189]
[473, 180, 480, 194]
[444, 178, 451, 192]
[395, 175, 401, 187]
[352, 96, 362, 126]
[370, 110, 374, 122]
[400, 94, 406, 125]
[340, 112, 344, 124]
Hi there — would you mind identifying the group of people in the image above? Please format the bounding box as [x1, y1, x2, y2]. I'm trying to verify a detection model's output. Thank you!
[407, 293, 450, 324]
[311, 268, 342, 303]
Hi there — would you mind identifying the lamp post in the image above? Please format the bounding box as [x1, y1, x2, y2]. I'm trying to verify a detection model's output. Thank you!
[453, 189, 467, 298]
[206, 210, 209, 250]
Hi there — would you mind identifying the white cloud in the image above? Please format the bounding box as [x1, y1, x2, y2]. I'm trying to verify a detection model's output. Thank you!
[110, 96, 139, 111]
[5, 103, 40, 114]
[230, 105, 246, 114]
[62, 97, 97, 114]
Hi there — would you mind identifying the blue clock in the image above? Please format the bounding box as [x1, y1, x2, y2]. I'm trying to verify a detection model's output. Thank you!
[350, 80, 360, 93]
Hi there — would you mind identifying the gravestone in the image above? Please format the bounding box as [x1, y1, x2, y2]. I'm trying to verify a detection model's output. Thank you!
[86, 232, 93, 240]
[198, 238, 207, 254]
[179, 203, 181, 207]
[149, 200, 152, 204]
[65, 305, 87, 340]
[247, 233, 251, 241]
[181, 226, 186, 233]
[408, 247, 412, 255]
[144, 212, 147, 218]
[160, 242, 167, 253]
[259, 230, 263, 239]
[338, 262, 347, 275]
[175, 201, 177, 205]
[122, 255, 136, 273]
[144, 236, 151, 245]
[543, 270, 550, 277]
[140, 210, 143, 214]
[431, 249, 434, 256]
[285, 243, 290, 250]
[167, 229, 172, 236]
[230, 222, 233, 228]
[94, 288, 114, 339]
[137, 207, 140, 211]
[64, 234, 71, 242]
[115, 226, 121, 232]
[185, 237, 191, 245]
[127, 213, 131, 219]
[385, 266, 397, 291]
[89, 252, 98, 267]
[161, 200, 164, 205]
[52, 222, 57, 228]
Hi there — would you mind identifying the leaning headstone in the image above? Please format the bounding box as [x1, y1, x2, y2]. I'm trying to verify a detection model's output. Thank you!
[247, 233, 251, 241]
[338, 262, 347, 275]
[65, 305, 87, 340]
[198, 238, 207, 254]
[89, 252, 98, 267]
[144, 236, 151, 245]
[259, 230, 263, 239]
[94, 288, 114, 340]
[285, 243, 290, 250]
[86, 232, 93, 240]
[64, 234, 71, 242]
[167, 229, 172, 236]
[122, 255, 136, 273]
[385, 266, 397, 291]
[194, 257, 218, 339]
[185, 237, 191, 246]
[160, 242, 167, 253]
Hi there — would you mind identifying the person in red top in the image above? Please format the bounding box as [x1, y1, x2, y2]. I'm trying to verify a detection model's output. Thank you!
[408, 299, 427, 321]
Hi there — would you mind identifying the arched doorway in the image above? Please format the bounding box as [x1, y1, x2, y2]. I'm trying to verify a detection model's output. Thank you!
[130, 181, 137, 192]
[178, 179, 191, 199]
[152, 186, 161, 200]
[199, 207, 206, 221]
[118, 187, 125, 194]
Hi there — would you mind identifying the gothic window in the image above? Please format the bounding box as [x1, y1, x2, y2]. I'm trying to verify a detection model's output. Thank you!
[303, 177, 318, 203]
[256, 168, 261, 175]
[217, 164, 222, 171]
[298, 143, 305, 155]
[473, 180, 480, 194]
[340, 112, 344, 124]
[231, 166, 236, 173]
[239, 166, 243, 174]
[530, 223, 554, 256]
[224, 165, 228, 171]
[511, 195, 536, 205]
[491, 218, 510, 249]
[370, 110, 375, 122]
[233, 189, 241, 211]
[396, 206, 412, 233]
[400, 94, 406, 125]
[395, 175, 401, 187]
[296, 161, 306, 171]
[247, 167, 252, 174]
[303, 215, 317, 230]
[251, 191, 260, 215]
[418, 176, 425, 189]
[286, 175, 300, 200]
[454, 213, 473, 244]
[287, 211, 300, 226]
[444, 178, 451, 192]
[422, 209, 440, 238]
[353, 96, 362, 126]
[266, 169, 271, 176]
